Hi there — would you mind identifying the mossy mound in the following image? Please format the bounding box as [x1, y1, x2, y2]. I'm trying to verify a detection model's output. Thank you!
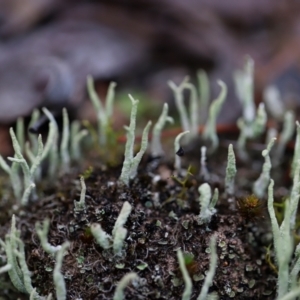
[0, 136, 279, 299]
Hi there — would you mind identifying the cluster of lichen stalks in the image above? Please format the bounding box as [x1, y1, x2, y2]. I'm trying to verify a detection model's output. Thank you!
[1, 57, 300, 300]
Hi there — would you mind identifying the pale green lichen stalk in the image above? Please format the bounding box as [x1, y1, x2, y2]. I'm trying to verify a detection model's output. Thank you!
[200, 146, 210, 181]
[253, 137, 276, 198]
[168, 77, 191, 134]
[175, 236, 218, 300]
[169, 73, 227, 151]
[266, 127, 278, 146]
[237, 103, 267, 160]
[263, 85, 284, 120]
[150, 103, 174, 157]
[274, 111, 295, 164]
[112, 201, 132, 236]
[14, 237, 34, 294]
[0, 107, 86, 205]
[60, 108, 70, 173]
[87, 75, 116, 146]
[277, 288, 300, 300]
[0, 215, 40, 298]
[234, 57, 267, 159]
[25, 134, 44, 182]
[43, 107, 84, 176]
[16, 117, 25, 153]
[112, 201, 132, 255]
[113, 272, 138, 300]
[168, 71, 215, 141]
[202, 80, 227, 153]
[90, 224, 111, 250]
[119, 94, 138, 185]
[128, 120, 152, 179]
[177, 249, 192, 300]
[6, 128, 43, 204]
[174, 131, 190, 174]
[0, 152, 22, 199]
[268, 158, 300, 299]
[169, 76, 206, 140]
[197, 69, 210, 122]
[224, 144, 236, 196]
[197, 236, 218, 300]
[290, 244, 300, 289]
[0, 264, 11, 274]
[185, 82, 199, 136]
[211, 188, 219, 210]
[26, 108, 58, 180]
[53, 242, 70, 300]
[70, 120, 88, 160]
[91, 201, 132, 256]
[28, 109, 41, 153]
[252, 103, 268, 137]
[42, 108, 59, 177]
[113, 227, 127, 257]
[268, 179, 293, 299]
[35, 219, 62, 254]
[197, 183, 218, 224]
[74, 176, 86, 212]
[8, 128, 34, 188]
[234, 56, 255, 124]
[291, 121, 300, 177]
[21, 183, 36, 206]
[119, 95, 151, 186]
[288, 160, 300, 232]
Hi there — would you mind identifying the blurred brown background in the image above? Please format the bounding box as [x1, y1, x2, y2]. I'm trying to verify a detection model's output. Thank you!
[0, 0, 300, 153]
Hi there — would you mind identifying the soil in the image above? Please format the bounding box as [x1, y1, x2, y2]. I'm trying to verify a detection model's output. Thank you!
[0, 131, 292, 300]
